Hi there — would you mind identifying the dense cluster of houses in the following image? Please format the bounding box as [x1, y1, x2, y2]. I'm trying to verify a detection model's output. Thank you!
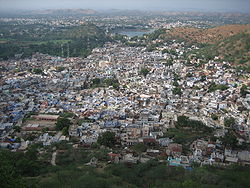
[0, 41, 249, 166]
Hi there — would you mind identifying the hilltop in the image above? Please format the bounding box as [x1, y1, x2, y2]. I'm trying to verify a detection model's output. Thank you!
[165, 24, 250, 44]
[26, 9, 98, 15]
[212, 32, 250, 65]
[158, 24, 250, 65]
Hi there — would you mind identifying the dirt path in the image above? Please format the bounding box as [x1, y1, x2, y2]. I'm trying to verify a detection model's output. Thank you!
[51, 151, 57, 166]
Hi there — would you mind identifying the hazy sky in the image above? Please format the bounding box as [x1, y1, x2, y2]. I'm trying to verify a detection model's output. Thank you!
[0, 0, 249, 12]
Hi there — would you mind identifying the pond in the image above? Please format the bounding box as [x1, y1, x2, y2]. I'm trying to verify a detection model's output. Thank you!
[114, 29, 154, 37]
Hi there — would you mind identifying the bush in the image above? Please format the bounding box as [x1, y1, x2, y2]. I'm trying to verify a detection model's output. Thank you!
[56, 117, 71, 131]
[97, 131, 116, 147]
[240, 84, 249, 97]
[208, 82, 229, 92]
[224, 117, 236, 128]
[140, 68, 150, 77]
[211, 114, 218, 120]
[176, 115, 212, 133]
[132, 143, 147, 154]
[172, 87, 182, 95]
[220, 131, 238, 149]
[32, 68, 43, 74]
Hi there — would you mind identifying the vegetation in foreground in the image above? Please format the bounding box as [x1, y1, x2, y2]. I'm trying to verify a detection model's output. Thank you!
[1, 143, 250, 188]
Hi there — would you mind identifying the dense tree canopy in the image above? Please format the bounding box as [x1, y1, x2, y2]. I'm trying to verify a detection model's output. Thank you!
[172, 87, 182, 95]
[224, 117, 236, 128]
[97, 131, 116, 147]
[55, 117, 72, 135]
[240, 84, 249, 97]
[176, 115, 212, 133]
[220, 131, 238, 149]
[132, 143, 147, 154]
[1, 144, 250, 188]
[140, 68, 150, 77]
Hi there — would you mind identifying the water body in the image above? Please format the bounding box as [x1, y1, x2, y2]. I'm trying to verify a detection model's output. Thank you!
[115, 29, 154, 37]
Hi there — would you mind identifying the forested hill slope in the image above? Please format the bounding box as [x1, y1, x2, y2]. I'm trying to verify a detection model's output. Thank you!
[190, 32, 250, 65]
[164, 24, 250, 44]
[157, 24, 250, 65]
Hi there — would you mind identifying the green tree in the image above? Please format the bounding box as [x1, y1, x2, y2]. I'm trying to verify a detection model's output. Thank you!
[92, 78, 101, 85]
[140, 68, 150, 77]
[26, 147, 38, 161]
[165, 58, 173, 65]
[224, 117, 236, 128]
[112, 82, 119, 90]
[15, 137, 21, 143]
[211, 114, 218, 121]
[42, 127, 49, 133]
[172, 87, 182, 95]
[32, 68, 43, 74]
[56, 117, 71, 131]
[132, 143, 147, 154]
[220, 131, 238, 149]
[173, 72, 180, 81]
[103, 78, 120, 89]
[13, 126, 21, 133]
[60, 112, 75, 118]
[62, 127, 69, 136]
[177, 116, 189, 127]
[162, 49, 169, 54]
[186, 73, 193, 77]
[173, 81, 179, 87]
[55, 66, 65, 72]
[208, 82, 229, 92]
[146, 45, 156, 52]
[240, 84, 249, 97]
[97, 131, 116, 147]
[147, 28, 166, 41]
[200, 75, 206, 81]
[0, 151, 26, 188]
[15, 158, 40, 177]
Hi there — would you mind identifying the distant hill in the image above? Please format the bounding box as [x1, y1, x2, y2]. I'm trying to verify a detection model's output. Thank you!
[165, 24, 250, 44]
[62, 24, 106, 39]
[159, 24, 250, 65]
[194, 32, 250, 65]
[214, 32, 250, 65]
[27, 9, 98, 15]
